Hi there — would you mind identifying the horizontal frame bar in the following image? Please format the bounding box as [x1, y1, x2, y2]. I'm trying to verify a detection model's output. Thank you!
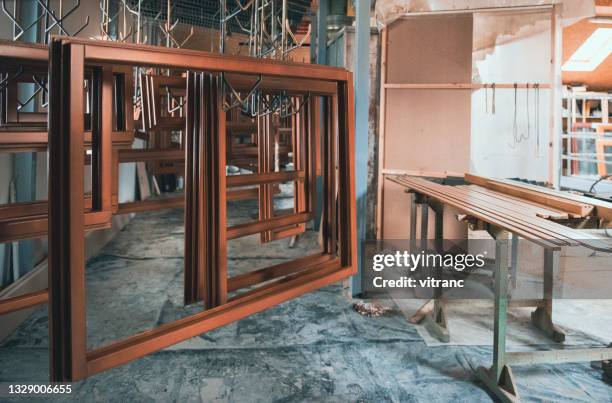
[227, 212, 313, 240]
[0, 39, 47, 61]
[117, 197, 184, 214]
[85, 260, 346, 377]
[0, 289, 48, 315]
[0, 211, 111, 243]
[227, 253, 332, 292]
[227, 170, 305, 187]
[118, 149, 184, 162]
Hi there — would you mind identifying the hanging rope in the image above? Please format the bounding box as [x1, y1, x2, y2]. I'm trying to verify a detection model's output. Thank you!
[526, 83, 531, 141]
[534, 83, 540, 155]
[509, 83, 534, 149]
[491, 83, 496, 115]
[485, 83, 488, 114]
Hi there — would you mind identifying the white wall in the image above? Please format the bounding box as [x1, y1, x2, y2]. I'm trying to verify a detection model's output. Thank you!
[471, 14, 552, 181]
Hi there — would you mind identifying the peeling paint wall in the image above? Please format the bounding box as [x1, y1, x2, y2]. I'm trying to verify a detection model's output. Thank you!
[372, 1, 574, 184]
[375, 0, 594, 28]
[471, 11, 552, 181]
[327, 27, 380, 239]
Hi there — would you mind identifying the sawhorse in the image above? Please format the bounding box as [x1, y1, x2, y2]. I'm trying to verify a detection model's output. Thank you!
[407, 192, 612, 402]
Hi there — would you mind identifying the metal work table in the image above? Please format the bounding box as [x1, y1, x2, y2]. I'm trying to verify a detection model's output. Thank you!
[387, 174, 612, 402]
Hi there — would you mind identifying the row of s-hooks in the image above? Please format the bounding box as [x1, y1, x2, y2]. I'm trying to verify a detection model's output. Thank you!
[1, 0, 89, 43]
[0, 68, 48, 111]
[100, 0, 138, 43]
[219, 0, 310, 59]
[221, 74, 309, 118]
[219, 0, 311, 117]
[153, 0, 194, 49]
[100, 0, 195, 47]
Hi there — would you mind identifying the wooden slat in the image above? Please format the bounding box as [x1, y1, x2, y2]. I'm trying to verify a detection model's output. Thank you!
[388, 175, 612, 252]
[228, 253, 332, 292]
[457, 185, 570, 219]
[226, 170, 305, 187]
[118, 149, 184, 162]
[117, 196, 183, 214]
[448, 185, 604, 243]
[491, 176, 612, 221]
[465, 174, 594, 217]
[416, 177, 599, 245]
[227, 212, 313, 240]
[0, 289, 48, 315]
[403, 177, 572, 245]
[389, 176, 563, 248]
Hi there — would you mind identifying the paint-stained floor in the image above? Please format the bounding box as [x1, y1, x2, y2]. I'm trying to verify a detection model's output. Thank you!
[0, 207, 611, 402]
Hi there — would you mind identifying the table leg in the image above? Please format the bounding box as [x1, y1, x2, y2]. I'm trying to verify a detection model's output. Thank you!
[509, 234, 519, 296]
[420, 201, 429, 251]
[410, 193, 417, 252]
[476, 230, 519, 403]
[422, 206, 449, 343]
[531, 248, 565, 343]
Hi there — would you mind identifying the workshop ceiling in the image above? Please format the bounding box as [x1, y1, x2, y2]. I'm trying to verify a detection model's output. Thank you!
[562, 17, 612, 91]
[126, 0, 313, 33]
[562, 0, 612, 91]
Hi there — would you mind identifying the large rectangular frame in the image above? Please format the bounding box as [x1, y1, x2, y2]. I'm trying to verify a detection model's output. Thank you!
[48, 37, 356, 381]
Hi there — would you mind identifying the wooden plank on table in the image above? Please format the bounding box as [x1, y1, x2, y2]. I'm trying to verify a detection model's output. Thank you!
[458, 185, 570, 219]
[465, 174, 594, 217]
[390, 175, 612, 253]
[448, 185, 603, 243]
[469, 173, 612, 221]
[408, 179, 576, 244]
[387, 176, 563, 249]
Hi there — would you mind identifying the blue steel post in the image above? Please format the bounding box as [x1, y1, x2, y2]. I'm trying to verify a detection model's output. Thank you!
[313, 0, 328, 231]
[351, 0, 370, 295]
[14, 0, 39, 278]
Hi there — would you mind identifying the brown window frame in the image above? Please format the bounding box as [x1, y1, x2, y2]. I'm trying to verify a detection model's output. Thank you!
[0, 40, 134, 241]
[48, 37, 356, 382]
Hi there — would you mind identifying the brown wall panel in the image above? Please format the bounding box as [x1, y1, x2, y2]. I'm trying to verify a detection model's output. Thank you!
[383, 89, 471, 173]
[381, 15, 473, 239]
[386, 15, 474, 84]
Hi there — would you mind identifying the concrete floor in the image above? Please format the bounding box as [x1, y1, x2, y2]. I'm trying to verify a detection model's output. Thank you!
[0, 205, 611, 402]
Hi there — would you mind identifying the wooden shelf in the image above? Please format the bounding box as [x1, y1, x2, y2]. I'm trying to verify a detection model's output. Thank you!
[384, 83, 551, 89]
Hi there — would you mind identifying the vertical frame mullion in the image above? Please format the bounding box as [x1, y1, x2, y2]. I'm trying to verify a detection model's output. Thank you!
[90, 68, 101, 211]
[184, 73, 227, 307]
[211, 75, 227, 305]
[49, 40, 87, 382]
[295, 97, 306, 216]
[325, 96, 337, 257]
[321, 97, 330, 254]
[100, 66, 113, 213]
[307, 97, 318, 215]
[184, 71, 203, 304]
[258, 111, 273, 242]
[337, 81, 356, 269]
[291, 105, 299, 214]
[202, 73, 212, 308]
